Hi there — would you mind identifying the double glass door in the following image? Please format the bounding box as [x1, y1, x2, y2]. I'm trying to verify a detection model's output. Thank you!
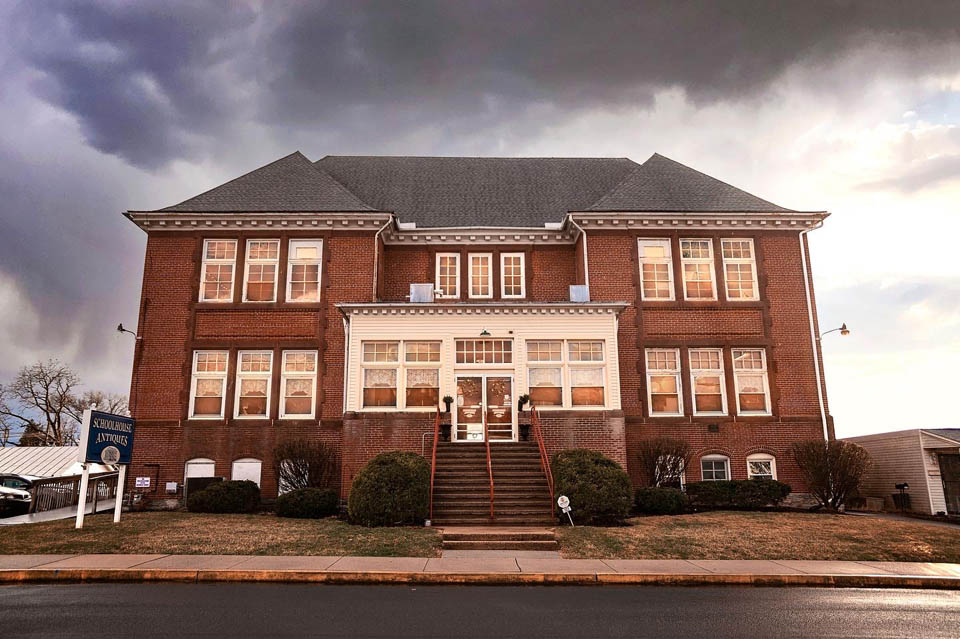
[455, 375, 515, 442]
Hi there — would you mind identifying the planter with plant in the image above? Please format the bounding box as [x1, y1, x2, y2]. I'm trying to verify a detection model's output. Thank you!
[517, 394, 532, 440]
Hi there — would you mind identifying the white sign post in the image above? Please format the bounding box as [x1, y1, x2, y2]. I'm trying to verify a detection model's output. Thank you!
[557, 495, 575, 527]
[74, 407, 136, 529]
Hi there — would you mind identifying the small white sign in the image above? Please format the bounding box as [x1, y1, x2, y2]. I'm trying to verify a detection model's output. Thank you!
[165, 482, 178, 494]
[557, 495, 570, 509]
[135, 477, 151, 488]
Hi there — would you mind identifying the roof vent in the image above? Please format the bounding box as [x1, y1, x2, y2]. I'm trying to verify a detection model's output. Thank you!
[409, 283, 435, 303]
[569, 285, 590, 303]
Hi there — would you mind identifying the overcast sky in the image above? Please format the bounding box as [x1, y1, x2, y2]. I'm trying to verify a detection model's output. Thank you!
[1, 1, 958, 437]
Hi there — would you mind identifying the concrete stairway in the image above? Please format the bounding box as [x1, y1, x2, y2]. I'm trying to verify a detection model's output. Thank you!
[441, 528, 559, 551]
[430, 441, 555, 526]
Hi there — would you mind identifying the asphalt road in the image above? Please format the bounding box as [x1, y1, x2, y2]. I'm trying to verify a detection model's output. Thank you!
[2, 584, 959, 638]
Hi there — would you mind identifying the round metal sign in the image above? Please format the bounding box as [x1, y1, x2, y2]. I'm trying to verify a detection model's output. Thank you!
[557, 495, 570, 509]
[100, 445, 121, 465]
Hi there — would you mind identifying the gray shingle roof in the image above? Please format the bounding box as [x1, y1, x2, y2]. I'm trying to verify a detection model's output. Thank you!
[315, 155, 639, 228]
[588, 154, 793, 212]
[924, 429, 960, 444]
[159, 151, 374, 212]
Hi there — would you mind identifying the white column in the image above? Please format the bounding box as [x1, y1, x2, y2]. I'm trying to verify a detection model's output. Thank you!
[113, 465, 127, 524]
[75, 464, 89, 529]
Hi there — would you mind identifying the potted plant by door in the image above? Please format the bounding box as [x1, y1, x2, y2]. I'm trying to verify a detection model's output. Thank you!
[440, 395, 454, 442]
[517, 394, 531, 441]
[442, 395, 454, 413]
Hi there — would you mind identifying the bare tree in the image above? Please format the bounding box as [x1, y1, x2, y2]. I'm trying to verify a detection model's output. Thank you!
[635, 437, 693, 488]
[0, 359, 128, 447]
[792, 439, 873, 511]
[274, 439, 338, 492]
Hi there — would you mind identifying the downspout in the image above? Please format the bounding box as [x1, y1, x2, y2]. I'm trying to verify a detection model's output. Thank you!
[567, 215, 590, 291]
[341, 313, 350, 413]
[799, 223, 830, 441]
[372, 216, 393, 302]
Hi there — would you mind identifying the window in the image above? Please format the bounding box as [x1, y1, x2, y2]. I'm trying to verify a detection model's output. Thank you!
[656, 455, 686, 489]
[456, 339, 512, 364]
[732, 348, 771, 415]
[405, 341, 441, 407]
[243, 239, 279, 302]
[435, 253, 460, 298]
[184, 458, 216, 498]
[189, 351, 228, 418]
[468, 253, 493, 298]
[689, 348, 727, 415]
[231, 458, 262, 487]
[234, 351, 273, 418]
[362, 341, 399, 407]
[747, 453, 777, 480]
[680, 239, 716, 300]
[568, 341, 604, 406]
[646, 348, 682, 416]
[638, 239, 674, 301]
[200, 239, 237, 302]
[721, 239, 759, 301]
[280, 351, 317, 418]
[287, 239, 322, 302]
[501, 253, 526, 298]
[527, 340, 563, 406]
[701, 455, 730, 481]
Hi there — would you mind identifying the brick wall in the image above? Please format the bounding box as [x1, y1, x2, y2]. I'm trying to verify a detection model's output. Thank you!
[534, 410, 627, 467]
[341, 411, 436, 495]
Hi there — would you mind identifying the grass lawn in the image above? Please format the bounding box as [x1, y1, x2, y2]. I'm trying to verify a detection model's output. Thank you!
[557, 511, 960, 562]
[0, 512, 442, 557]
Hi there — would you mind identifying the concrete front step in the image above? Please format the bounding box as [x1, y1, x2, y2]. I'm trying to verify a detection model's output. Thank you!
[441, 540, 560, 551]
[432, 516, 556, 526]
[443, 531, 555, 542]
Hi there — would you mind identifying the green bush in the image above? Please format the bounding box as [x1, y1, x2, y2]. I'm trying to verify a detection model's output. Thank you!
[347, 451, 429, 526]
[551, 449, 632, 525]
[276, 487, 339, 519]
[634, 487, 688, 515]
[685, 479, 791, 509]
[186, 480, 260, 514]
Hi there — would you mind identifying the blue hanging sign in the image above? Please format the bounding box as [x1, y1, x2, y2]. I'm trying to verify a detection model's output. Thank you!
[78, 409, 136, 465]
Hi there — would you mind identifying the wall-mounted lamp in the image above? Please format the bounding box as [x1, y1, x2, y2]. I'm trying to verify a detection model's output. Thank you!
[117, 323, 142, 340]
[479, 329, 491, 336]
[818, 323, 849, 340]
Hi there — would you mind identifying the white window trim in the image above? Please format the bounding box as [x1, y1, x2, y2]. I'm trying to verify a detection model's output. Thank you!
[689, 348, 728, 416]
[500, 252, 526, 299]
[645, 348, 683, 417]
[680, 238, 717, 301]
[435, 253, 460, 299]
[189, 350, 229, 420]
[360, 341, 441, 411]
[700, 454, 731, 481]
[526, 340, 607, 410]
[638, 238, 675, 302]
[468, 253, 493, 299]
[286, 239, 323, 303]
[732, 348, 772, 416]
[279, 350, 318, 419]
[721, 238, 760, 302]
[242, 239, 280, 303]
[231, 457, 262, 487]
[199, 239, 237, 303]
[746, 453, 777, 480]
[234, 350, 273, 419]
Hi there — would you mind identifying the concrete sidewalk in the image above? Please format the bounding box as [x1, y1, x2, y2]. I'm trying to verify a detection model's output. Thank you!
[1, 554, 959, 588]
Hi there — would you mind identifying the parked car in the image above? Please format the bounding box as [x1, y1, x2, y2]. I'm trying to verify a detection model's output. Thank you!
[0, 474, 38, 517]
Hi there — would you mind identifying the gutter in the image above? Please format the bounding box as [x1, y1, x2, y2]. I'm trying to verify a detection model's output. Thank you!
[566, 215, 590, 291]
[799, 222, 830, 441]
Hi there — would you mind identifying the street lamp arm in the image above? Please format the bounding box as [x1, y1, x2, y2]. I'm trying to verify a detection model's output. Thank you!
[818, 323, 849, 341]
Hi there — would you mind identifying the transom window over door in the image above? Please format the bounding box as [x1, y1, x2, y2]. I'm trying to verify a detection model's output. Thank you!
[680, 239, 716, 300]
[721, 239, 759, 301]
[732, 348, 771, 415]
[638, 239, 675, 301]
[456, 339, 512, 364]
[468, 253, 492, 299]
[243, 239, 279, 302]
[435, 253, 459, 298]
[501, 253, 525, 298]
[689, 348, 727, 415]
[200, 239, 236, 302]
[287, 239, 322, 302]
[280, 351, 317, 418]
[190, 350, 228, 418]
[235, 351, 273, 418]
[646, 348, 682, 416]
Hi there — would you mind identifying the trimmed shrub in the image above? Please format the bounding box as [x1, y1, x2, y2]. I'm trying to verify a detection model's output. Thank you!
[348, 451, 429, 526]
[685, 480, 792, 509]
[792, 439, 872, 511]
[634, 487, 688, 515]
[186, 480, 260, 514]
[276, 487, 339, 519]
[551, 449, 632, 525]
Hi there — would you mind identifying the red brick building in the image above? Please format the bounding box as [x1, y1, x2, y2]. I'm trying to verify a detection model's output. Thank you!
[124, 152, 831, 519]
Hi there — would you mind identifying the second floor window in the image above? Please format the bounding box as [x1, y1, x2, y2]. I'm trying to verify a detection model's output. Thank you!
[638, 239, 674, 301]
[468, 253, 492, 298]
[287, 239, 322, 302]
[235, 351, 272, 418]
[501, 253, 525, 298]
[435, 253, 459, 298]
[190, 350, 228, 418]
[721, 238, 759, 301]
[243, 240, 279, 302]
[200, 240, 237, 302]
[680, 239, 716, 300]
[646, 348, 682, 416]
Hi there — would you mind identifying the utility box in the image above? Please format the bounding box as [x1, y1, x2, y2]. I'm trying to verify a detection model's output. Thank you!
[569, 285, 590, 302]
[409, 283, 435, 303]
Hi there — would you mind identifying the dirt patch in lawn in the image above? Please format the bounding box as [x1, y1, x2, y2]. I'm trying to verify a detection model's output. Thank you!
[557, 511, 960, 562]
[0, 512, 441, 557]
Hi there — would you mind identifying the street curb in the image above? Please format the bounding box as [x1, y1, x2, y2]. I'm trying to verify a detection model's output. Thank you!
[1, 569, 958, 589]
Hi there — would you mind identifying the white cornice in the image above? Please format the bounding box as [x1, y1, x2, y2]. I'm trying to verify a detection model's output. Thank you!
[570, 211, 829, 230]
[381, 226, 576, 245]
[338, 301, 629, 317]
[123, 211, 393, 232]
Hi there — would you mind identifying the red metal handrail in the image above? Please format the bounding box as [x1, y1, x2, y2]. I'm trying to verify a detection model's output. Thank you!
[428, 407, 442, 521]
[484, 418, 495, 519]
[530, 406, 556, 517]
